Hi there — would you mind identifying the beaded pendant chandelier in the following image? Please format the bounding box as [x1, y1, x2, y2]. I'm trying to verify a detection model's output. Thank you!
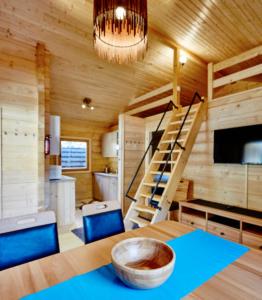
[93, 0, 148, 64]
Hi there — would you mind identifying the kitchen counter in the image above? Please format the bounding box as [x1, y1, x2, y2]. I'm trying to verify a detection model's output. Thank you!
[93, 172, 118, 178]
[50, 175, 76, 182]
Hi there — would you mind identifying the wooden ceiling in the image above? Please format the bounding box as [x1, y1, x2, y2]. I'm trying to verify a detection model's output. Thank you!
[0, 0, 261, 124]
[149, 0, 262, 62]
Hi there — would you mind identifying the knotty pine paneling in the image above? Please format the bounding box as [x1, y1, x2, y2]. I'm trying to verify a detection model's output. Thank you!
[36, 42, 50, 209]
[0, 36, 41, 217]
[60, 118, 110, 204]
[0, 0, 208, 124]
[149, 0, 262, 62]
[184, 87, 262, 211]
[119, 115, 145, 214]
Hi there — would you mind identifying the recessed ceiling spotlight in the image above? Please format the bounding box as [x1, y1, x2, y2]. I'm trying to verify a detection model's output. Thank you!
[82, 98, 95, 111]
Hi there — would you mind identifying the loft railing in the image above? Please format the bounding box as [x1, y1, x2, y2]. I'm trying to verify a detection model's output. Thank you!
[125, 92, 203, 209]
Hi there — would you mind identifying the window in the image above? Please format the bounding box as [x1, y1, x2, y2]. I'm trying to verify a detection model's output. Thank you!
[61, 138, 91, 172]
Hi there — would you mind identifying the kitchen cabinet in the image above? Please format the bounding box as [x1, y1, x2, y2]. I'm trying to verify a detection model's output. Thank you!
[93, 173, 118, 202]
[102, 130, 118, 157]
[49, 176, 76, 226]
[179, 200, 262, 250]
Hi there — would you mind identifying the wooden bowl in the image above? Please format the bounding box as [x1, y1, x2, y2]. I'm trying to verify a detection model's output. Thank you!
[111, 237, 175, 289]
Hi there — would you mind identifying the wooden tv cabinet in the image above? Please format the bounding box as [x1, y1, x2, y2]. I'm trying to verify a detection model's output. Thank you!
[179, 199, 262, 250]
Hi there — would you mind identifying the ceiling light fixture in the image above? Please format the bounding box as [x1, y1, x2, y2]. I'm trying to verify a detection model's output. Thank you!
[115, 6, 126, 20]
[179, 50, 188, 66]
[82, 98, 95, 111]
[93, 0, 148, 64]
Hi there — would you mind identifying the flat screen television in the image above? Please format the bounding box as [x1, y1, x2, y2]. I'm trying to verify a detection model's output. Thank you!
[214, 124, 262, 164]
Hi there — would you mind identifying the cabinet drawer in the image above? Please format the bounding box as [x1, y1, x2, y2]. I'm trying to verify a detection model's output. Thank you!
[208, 221, 240, 242]
[181, 213, 206, 230]
[242, 232, 262, 251]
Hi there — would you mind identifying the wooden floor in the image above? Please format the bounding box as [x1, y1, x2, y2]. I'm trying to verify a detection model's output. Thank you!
[58, 209, 84, 252]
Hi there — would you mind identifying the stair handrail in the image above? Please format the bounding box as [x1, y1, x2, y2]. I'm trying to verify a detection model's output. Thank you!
[125, 100, 178, 203]
[149, 92, 204, 208]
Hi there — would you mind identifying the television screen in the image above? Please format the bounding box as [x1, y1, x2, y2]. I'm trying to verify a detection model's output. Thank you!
[214, 124, 262, 164]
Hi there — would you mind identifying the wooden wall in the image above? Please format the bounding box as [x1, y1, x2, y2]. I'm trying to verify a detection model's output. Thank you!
[0, 36, 41, 217]
[108, 157, 118, 174]
[36, 42, 51, 209]
[119, 115, 145, 213]
[60, 118, 110, 205]
[184, 87, 262, 211]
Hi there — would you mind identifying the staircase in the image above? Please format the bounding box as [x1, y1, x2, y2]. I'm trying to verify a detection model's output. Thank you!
[124, 92, 206, 230]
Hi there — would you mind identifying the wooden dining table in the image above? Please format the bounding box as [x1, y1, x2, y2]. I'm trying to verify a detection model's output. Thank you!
[0, 221, 261, 300]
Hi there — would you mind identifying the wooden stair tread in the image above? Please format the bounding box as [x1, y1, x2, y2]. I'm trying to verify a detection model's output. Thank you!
[167, 128, 189, 135]
[160, 139, 184, 144]
[150, 171, 171, 176]
[134, 205, 156, 214]
[144, 182, 167, 188]
[129, 216, 150, 227]
[152, 160, 176, 164]
[159, 149, 181, 154]
[175, 108, 197, 117]
[170, 119, 192, 126]
[140, 193, 162, 201]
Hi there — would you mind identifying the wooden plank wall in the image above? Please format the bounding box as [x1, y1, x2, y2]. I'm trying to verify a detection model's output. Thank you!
[119, 115, 145, 214]
[36, 42, 51, 209]
[0, 36, 40, 217]
[184, 87, 262, 211]
[60, 118, 110, 205]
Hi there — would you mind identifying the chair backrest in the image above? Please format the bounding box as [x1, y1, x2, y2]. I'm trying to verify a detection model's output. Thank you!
[0, 211, 60, 271]
[82, 201, 124, 244]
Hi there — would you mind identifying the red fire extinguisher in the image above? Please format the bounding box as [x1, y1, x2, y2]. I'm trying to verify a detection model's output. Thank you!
[44, 135, 50, 155]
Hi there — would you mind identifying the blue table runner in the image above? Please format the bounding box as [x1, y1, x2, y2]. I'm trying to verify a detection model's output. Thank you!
[22, 229, 249, 300]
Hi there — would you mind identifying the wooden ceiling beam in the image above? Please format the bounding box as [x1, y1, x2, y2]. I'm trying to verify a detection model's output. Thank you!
[173, 47, 181, 106]
[214, 45, 262, 72]
[149, 27, 208, 67]
[128, 83, 172, 106]
[126, 96, 171, 115]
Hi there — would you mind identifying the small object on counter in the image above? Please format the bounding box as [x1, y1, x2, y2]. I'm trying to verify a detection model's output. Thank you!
[104, 165, 110, 173]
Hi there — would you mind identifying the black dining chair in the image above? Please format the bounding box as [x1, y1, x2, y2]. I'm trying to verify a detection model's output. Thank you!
[0, 211, 60, 271]
[82, 201, 125, 244]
